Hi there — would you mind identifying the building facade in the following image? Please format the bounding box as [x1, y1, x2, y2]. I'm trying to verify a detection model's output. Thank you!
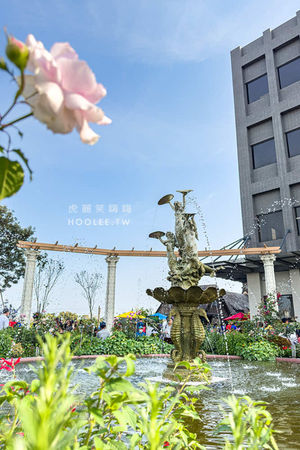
[231, 11, 300, 319]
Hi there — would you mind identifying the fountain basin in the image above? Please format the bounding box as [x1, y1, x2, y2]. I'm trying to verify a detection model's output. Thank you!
[1, 357, 299, 448]
[146, 285, 225, 305]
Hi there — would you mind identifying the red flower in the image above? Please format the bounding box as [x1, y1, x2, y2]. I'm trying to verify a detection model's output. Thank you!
[1, 366, 13, 372]
[163, 442, 170, 447]
[0, 357, 21, 372]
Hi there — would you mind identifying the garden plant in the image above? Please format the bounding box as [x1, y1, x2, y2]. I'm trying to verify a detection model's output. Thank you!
[0, 334, 279, 449]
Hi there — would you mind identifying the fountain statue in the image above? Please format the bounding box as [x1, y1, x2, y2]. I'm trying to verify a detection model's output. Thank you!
[147, 190, 225, 380]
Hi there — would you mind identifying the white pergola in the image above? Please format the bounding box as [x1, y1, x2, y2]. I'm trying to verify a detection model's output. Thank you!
[17, 240, 281, 329]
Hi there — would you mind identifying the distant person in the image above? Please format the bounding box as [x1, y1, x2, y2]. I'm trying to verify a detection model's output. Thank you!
[0, 308, 9, 330]
[162, 318, 173, 344]
[146, 325, 154, 337]
[64, 319, 73, 332]
[97, 322, 110, 340]
[136, 326, 144, 337]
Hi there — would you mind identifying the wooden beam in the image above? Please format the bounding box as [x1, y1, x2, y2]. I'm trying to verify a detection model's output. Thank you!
[17, 241, 281, 257]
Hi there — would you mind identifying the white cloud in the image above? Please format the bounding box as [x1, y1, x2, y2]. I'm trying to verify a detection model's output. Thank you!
[85, 0, 300, 63]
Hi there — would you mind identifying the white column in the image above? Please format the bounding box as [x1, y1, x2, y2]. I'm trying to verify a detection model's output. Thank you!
[246, 273, 262, 318]
[105, 255, 119, 332]
[260, 254, 278, 310]
[289, 268, 300, 320]
[20, 249, 39, 325]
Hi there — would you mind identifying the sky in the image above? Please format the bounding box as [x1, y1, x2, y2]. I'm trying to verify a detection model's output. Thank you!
[1, 0, 300, 316]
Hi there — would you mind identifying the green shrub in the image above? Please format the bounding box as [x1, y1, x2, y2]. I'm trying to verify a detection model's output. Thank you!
[0, 329, 173, 359]
[0, 331, 12, 357]
[9, 327, 38, 357]
[238, 340, 278, 361]
[72, 331, 173, 356]
[204, 331, 282, 361]
[266, 334, 291, 349]
[204, 331, 254, 356]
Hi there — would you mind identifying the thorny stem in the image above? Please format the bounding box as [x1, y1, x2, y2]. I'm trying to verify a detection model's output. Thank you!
[0, 112, 33, 130]
[1, 70, 25, 121]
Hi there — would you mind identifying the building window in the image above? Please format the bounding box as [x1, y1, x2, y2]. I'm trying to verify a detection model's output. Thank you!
[257, 210, 284, 242]
[246, 74, 269, 103]
[295, 206, 300, 235]
[252, 138, 276, 169]
[278, 56, 300, 89]
[286, 128, 300, 157]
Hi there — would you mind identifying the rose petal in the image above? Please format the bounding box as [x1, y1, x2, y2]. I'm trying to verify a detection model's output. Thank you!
[24, 35, 110, 142]
[64, 93, 96, 111]
[65, 93, 108, 125]
[57, 58, 106, 103]
[25, 79, 75, 134]
[50, 42, 78, 61]
[97, 115, 112, 125]
[75, 114, 100, 145]
[26, 34, 59, 83]
[42, 106, 76, 134]
[36, 82, 64, 114]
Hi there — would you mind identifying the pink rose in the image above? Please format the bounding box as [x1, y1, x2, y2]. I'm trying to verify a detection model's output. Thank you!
[22, 34, 111, 145]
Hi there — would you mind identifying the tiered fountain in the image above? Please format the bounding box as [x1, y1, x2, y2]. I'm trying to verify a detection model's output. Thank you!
[147, 190, 225, 380]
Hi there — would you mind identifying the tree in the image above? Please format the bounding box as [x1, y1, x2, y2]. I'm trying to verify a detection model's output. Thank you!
[34, 257, 65, 313]
[0, 205, 34, 306]
[74, 271, 102, 319]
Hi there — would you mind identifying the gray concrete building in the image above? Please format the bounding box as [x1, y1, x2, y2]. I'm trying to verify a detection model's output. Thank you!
[230, 11, 300, 320]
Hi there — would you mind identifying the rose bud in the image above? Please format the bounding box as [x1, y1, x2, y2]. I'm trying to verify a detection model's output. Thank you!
[6, 36, 29, 71]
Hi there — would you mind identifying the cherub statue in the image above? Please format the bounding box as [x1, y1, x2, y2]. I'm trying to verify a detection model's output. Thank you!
[167, 190, 191, 254]
[168, 201, 185, 253]
[158, 232, 178, 276]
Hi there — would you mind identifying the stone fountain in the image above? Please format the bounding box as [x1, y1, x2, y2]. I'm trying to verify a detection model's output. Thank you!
[146, 190, 225, 380]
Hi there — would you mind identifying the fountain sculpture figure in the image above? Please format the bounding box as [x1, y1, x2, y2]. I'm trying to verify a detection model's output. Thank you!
[147, 190, 225, 380]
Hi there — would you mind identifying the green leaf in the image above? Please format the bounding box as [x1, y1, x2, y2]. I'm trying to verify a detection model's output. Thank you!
[175, 361, 191, 370]
[30, 379, 40, 393]
[130, 433, 140, 448]
[124, 355, 135, 377]
[4, 380, 28, 392]
[89, 408, 105, 427]
[93, 437, 105, 450]
[12, 149, 33, 180]
[104, 377, 135, 393]
[184, 384, 210, 393]
[114, 406, 137, 429]
[0, 157, 24, 200]
[0, 395, 9, 405]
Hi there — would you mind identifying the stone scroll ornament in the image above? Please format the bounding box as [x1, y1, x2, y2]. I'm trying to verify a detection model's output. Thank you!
[147, 190, 225, 369]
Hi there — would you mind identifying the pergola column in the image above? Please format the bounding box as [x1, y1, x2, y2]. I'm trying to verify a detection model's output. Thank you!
[20, 249, 39, 325]
[260, 254, 278, 310]
[105, 255, 119, 332]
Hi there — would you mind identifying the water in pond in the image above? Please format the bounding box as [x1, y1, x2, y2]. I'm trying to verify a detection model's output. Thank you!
[2, 358, 300, 449]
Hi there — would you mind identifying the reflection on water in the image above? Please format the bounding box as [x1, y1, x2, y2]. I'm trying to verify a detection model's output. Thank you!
[1, 358, 300, 449]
